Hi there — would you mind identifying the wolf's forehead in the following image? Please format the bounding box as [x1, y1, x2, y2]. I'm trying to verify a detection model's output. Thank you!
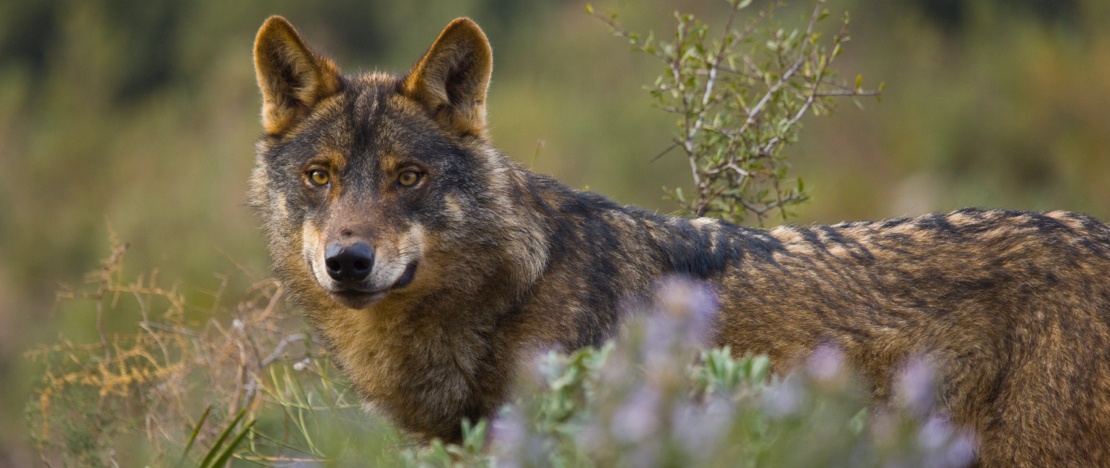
[346, 80, 393, 124]
[338, 78, 425, 135]
[329, 79, 451, 159]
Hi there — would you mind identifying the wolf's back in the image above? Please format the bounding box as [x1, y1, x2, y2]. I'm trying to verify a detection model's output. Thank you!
[712, 208, 1110, 464]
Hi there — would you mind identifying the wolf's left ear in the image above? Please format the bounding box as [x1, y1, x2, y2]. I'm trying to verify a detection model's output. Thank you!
[402, 18, 492, 138]
[253, 16, 341, 135]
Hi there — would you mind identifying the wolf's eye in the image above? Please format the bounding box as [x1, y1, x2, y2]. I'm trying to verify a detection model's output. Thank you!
[398, 170, 422, 187]
[307, 169, 330, 187]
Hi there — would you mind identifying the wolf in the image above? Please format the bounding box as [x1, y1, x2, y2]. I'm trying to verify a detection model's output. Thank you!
[249, 15, 1110, 465]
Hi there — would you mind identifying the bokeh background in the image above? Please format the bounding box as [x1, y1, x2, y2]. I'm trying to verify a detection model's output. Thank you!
[2, 0, 1108, 462]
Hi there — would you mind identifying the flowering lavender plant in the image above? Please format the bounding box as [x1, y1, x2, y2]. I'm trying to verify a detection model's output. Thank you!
[405, 274, 973, 467]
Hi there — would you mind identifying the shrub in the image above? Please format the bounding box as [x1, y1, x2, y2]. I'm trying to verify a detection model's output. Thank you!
[592, 0, 880, 225]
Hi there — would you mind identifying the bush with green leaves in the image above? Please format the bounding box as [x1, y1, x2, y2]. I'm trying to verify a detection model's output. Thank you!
[593, 0, 880, 225]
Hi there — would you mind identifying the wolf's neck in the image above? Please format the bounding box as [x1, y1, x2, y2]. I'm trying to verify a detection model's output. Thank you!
[524, 173, 750, 281]
[505, 171, 755, 349]
[637, 211, 754, 280]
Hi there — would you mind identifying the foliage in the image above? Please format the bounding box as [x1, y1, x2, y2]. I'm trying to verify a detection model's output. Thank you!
[28, 253, 975, 466]
[592, 0, 880, 225]
[407, 279, 974, 467]
[23, 1, 983, 467]
[26, 238, 401, 466]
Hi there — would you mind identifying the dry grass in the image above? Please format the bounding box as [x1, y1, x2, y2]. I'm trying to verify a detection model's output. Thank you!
[26, 236, 386, 466]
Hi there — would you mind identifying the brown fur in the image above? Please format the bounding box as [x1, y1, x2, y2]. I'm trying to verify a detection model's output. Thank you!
[250, 16, 1110, 465]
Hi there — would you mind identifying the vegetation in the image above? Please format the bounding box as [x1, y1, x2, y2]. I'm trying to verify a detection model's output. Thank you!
[10, 0, 1110, 465]
[438, 280, 973, 466]
[26, 2, 904, 466]
[594, 0, 880, 224]
[28, 250, 976, 466]
[28, 239, 402, 466]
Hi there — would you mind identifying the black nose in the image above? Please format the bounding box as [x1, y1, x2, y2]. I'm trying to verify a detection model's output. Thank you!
[324, 242, 374, 282]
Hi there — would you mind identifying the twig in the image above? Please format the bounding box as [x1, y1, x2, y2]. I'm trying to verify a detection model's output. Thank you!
[260, 333, 310, 369]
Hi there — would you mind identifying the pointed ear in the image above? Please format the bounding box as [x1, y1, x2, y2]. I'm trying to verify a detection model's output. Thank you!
[402, 18, 492, 137]
[253, 16, 341, 135]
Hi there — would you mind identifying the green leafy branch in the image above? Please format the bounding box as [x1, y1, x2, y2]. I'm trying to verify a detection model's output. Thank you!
[592, 0, 882, 225]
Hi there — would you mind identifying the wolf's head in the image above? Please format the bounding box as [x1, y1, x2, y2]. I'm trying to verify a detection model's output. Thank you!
[249, 17, 546, 313]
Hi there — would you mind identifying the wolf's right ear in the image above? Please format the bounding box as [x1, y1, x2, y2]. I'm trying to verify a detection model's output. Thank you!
[253, 16, 341, 135]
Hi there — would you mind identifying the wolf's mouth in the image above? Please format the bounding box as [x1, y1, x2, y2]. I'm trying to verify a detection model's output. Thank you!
[326, 261, 418, 309]
[392, 262, 418, 289]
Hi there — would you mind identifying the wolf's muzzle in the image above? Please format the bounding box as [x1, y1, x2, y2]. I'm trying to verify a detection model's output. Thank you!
[324, 242, 374, 283]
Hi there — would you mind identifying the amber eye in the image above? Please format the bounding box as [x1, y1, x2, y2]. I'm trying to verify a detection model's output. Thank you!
[307, 169, 330, 187]
[398, 170, 422, 187]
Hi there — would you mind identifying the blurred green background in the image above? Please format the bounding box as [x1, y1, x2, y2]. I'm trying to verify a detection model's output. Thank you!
[2, 0, 1108, 462]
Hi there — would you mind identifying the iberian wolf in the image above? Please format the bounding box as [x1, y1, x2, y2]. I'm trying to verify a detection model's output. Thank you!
[250, 16, 1110, 465]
